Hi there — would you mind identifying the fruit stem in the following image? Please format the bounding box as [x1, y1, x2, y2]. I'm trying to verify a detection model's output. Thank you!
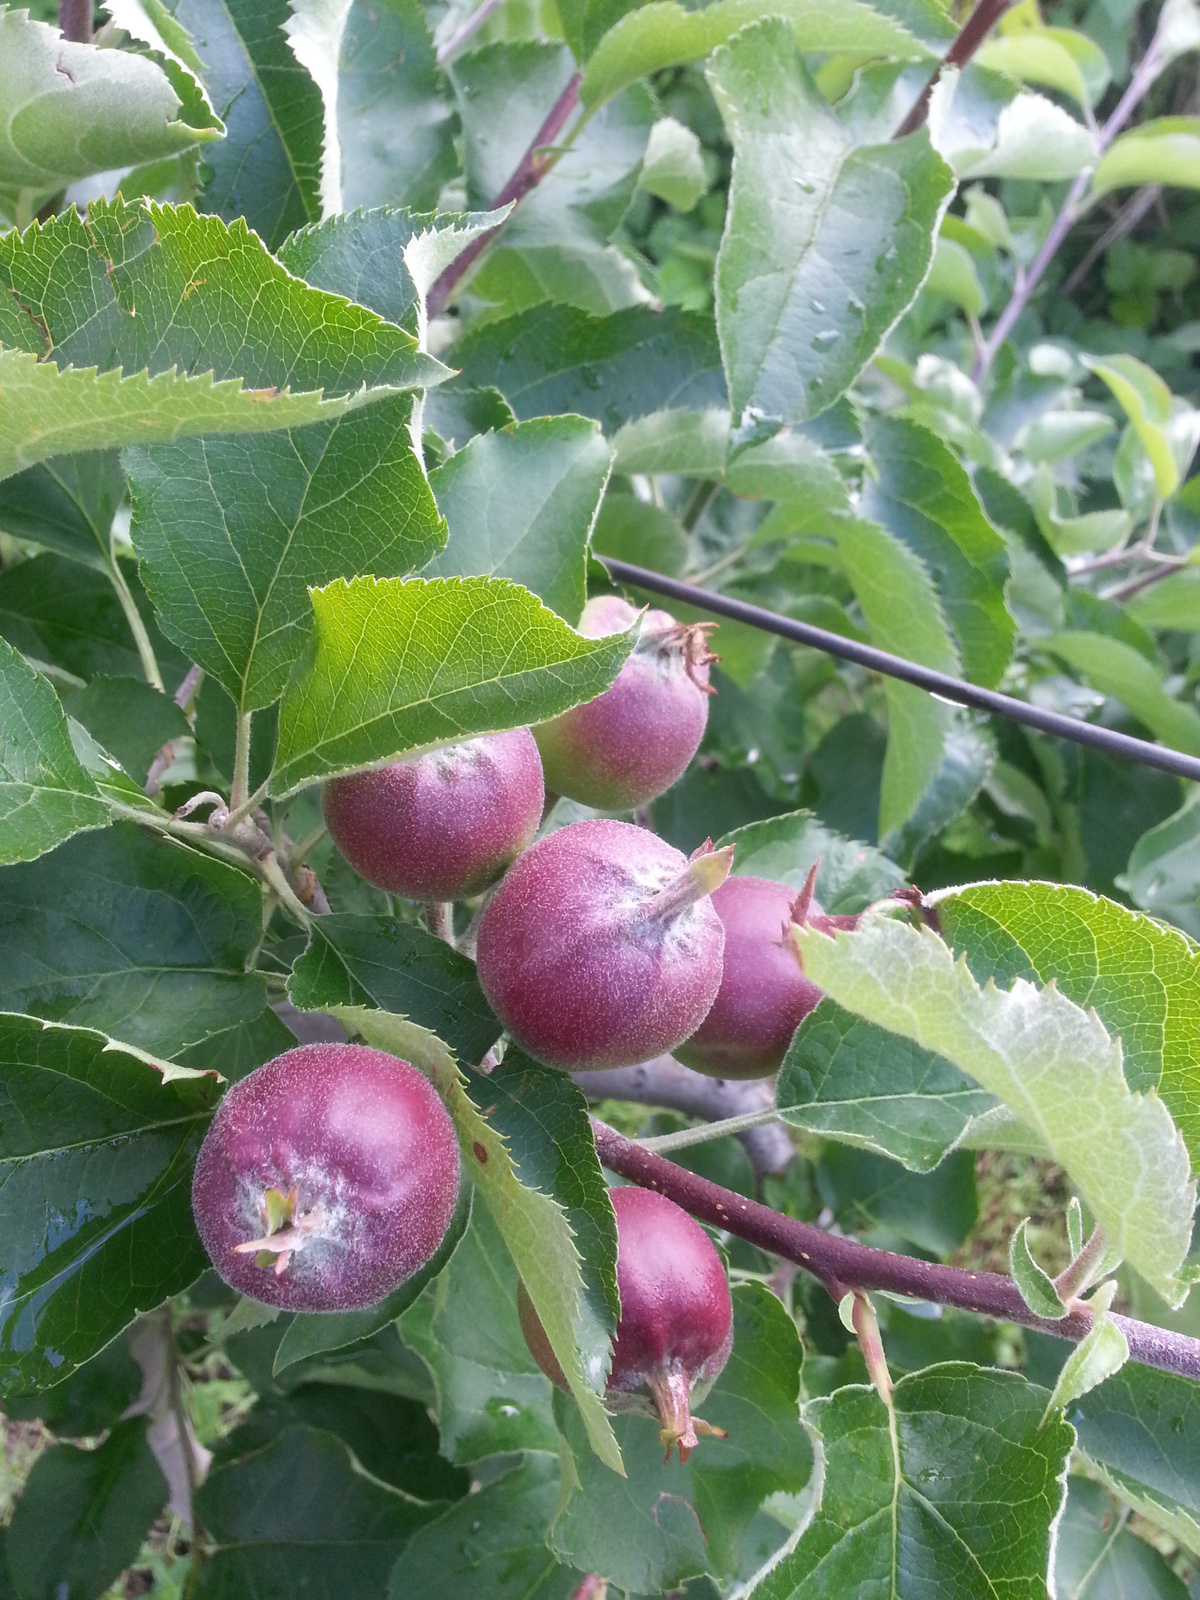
[425, 902, 455, 944]
[637, 843, 734, 925]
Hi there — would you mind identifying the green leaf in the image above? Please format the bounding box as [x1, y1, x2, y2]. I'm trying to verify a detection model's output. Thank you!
[0, 450, 124, 570]
[0, 637, 107, 865]
[715, 808, 907, 912]
[725, 432, 851, 508]
[581, 0, 931, 114]
[276, 206, 423, 333]
[1071, 1363, 1200, 1558]
[5, 1417, 168, 1600]
[193, 1425, 438, 1600]
[270, 575, 634, 797]
[288, 914, 501, 1070]
[1044, 1279, 1128, 1415]
[426, 416, 612, 620]
[0, 8, 215, 199]
[793, 914, 1196, 1304]
[552, 1284, 811, 1590]
[1016, 409, 1116, 466]
[1055, 1477, 1192, 1600]
[709, 22, 952, 424]
[0, 349, 400, 487]
[126, 392, 445, 711]
[952, 90, 1096, 181]
[639, 116, 707, 211]
[977, 29, 1106, 108]
[0, 822, 272, 1059]
[1125, 786, 1200, 940]
[172, 0, 323, 247]
[925, 234, 987, 316]
[62, 675, 190, 789]
[397, 1199, 560, 1463]
[777, 1000, 996, 1170]
[271, 1177, 472, 1376]
[817, 1143, 978, 1253]
[1092, 117, 1200, 199]
[1082, 352, 1193, 498]
[0, 1012, 213, 1394]
[824, 514, 962, 841]
[862, 415, 1014, 690]
[0, 198, 445, 396]
[286, 918, 623, 1472]
[591, 491, 689, 576]
[1047, 630, 1200, 755]
[1009, 1217, 1067, 1318]
[389, 1453, 582, 1600]
[610, 405, 730, 476]
[337, 0, 457, 215]
[1126, 569, 1200, 631]
[455, 304, 727, 431]
[741, 1366, 1072, 1598]
[0, 552, 156, 683]
[935, 879, 1200, 1182]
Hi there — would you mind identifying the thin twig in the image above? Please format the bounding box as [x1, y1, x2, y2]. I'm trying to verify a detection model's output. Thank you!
[590, 1119, 1200, 1383]
[892, 0, 1017, 139]
[426, 72, 583, 317]
[1062, 185, 1163, 295]
[58, 0, 93, 42]
[435, 0, 503, 65]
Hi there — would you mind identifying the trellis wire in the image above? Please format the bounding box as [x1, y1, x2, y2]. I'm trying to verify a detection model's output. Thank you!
[599, 557, 1200, 786]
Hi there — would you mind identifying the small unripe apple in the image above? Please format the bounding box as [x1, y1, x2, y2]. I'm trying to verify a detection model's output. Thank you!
[475, 818, 731, 1071]
[191, 1043, 460, 1312]
[322, 729, 543, 901]
[519, 1185, 733, 1460]
[674, 874, 828, 1079]
[533, 596, 715, 810]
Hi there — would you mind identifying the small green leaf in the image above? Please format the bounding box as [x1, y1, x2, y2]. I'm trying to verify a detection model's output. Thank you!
[1010, 1217, 1067, 1319]
[1055, 1478, 1192, 1600]
[591, 491, 690, 576]
[710, 21, 951, 424]
[270, 575, 634, 796]
[126, 392, 445, 711]
[793, 915, 1196, 1304]
[62, 675, 190, 789]
[581, 0, 931, 113]
[0, 8, 215, 199]
[455, 303, 727, 431]
[638, 116, 707, 211]
[1044, 1280, 1129, 1417]
[954, 90, 1096, 181]
[6, 1418, 168, 1600]
[0, 637, 107, 865]
[1127, 569, 1200, 631]
[389, 1453, 580, 1600]
[1093, 117, 1200, 198]
[610, 406, 730, 476]
[977, 30, 1105, 108]
[1047, 630, 1200, 755]
[0, 822, 271, 1059]
[0, 1012, 214, 1394]
[748, 1366, 1073, 1599]
[1082, 352, 1194, 498]
[725, 432, 851, 508]
[925, 234, 987, 316]
[551, 1285, 811, 1589]
[426, 416, 613, 621]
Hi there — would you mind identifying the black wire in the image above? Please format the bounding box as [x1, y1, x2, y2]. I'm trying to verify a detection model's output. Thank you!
[598, 557, 1200, 786]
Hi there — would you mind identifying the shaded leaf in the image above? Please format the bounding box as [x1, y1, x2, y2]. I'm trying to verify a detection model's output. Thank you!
[1054, 1477, 1191, 1600]
[0, 1013, 214, 1395]
[1048, 630, 1200, 755]
[0, 450, 125, 570]
[716, 808, 907, 913]
[1092, 117, 1200, 199]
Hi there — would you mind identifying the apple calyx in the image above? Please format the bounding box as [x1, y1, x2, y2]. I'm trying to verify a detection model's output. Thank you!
[230, 1185, 329, 1278]
[648, 619, 719, 695]
[648, 1367, 728, 1464]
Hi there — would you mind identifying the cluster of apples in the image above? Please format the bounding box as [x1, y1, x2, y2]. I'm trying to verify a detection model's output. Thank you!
[192, 596, 837, 1458]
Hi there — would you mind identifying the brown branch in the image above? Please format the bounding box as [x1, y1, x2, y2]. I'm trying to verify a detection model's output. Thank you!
[426, 72, 582, 318]
[892, 0, 1017, 140]
[591, 1119, 1200, 1384]
[573, 1057, 796, 1178]
[58, 0, 93, 42]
